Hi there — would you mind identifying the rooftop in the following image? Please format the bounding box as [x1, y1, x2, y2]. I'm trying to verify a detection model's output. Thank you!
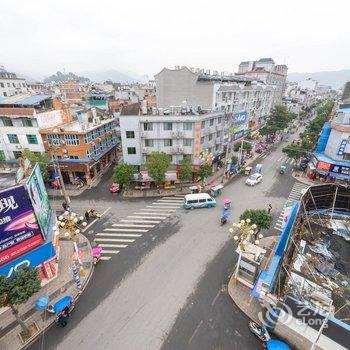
[0, 94, 52, 106]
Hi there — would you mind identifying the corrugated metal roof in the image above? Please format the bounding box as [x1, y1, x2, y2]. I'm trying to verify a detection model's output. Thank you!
[17, 95, 51, 105]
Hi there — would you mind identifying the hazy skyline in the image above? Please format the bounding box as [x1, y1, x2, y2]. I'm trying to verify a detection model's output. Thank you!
[1, 0, 349, 79]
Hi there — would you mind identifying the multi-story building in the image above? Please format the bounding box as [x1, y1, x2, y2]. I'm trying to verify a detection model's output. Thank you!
[298, 78, 318, 92]
[58, 80, 87, 102]
[0, 66, 28, 97]
[0, 94, 68, 167]
[119, 102, 250, 170]
[236, 58, 288, 104]
[155, 66, 274, 132]
[40, 108, 118, 185]
[312, 105, 350, 181]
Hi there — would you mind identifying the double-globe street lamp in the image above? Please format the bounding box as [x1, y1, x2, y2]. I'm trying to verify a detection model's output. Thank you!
[199, 149, 214, 166]
[56, 211, 87, 240]
[229, 218, 263, 283]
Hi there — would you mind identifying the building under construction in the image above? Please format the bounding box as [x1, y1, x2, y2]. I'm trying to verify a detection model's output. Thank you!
[253, 184, 350, 350]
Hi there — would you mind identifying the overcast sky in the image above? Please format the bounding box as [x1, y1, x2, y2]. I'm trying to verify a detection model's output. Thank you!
[1, 0, 349, 79]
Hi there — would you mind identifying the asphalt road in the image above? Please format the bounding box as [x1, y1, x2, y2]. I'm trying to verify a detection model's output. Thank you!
[27, 129, 303, 350]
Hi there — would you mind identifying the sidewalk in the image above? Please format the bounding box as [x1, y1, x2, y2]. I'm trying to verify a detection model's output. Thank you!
[227, 236, 277, 323]
[0, 234, 93, 350]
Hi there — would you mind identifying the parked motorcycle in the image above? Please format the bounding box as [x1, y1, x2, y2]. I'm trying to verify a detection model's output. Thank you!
[249, 321, 270, 342]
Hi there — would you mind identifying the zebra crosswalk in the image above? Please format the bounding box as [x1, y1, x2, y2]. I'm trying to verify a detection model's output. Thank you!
[274, 182, 309, 232]
[257, 153, 296, 165]
[93, 195, 184, 262]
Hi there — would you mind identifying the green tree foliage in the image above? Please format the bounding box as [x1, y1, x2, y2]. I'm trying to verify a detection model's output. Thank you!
[178, 158, 193, 190]
[22, 148, 51, 181]
[146, 152, 171, 186]
[234, 142, 252, 152]
[240, 209, 273, 233]
[282, 143, 304, 164]
[230, 155, 238, 165]
[0, 268, 41, 332]
[197, 164, 212, 182]
[112, 163, 136, 190]
[260, 105, 295, 136]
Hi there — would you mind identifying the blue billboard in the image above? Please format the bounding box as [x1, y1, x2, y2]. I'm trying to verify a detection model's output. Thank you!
[0, 185, 44, 267]
[0, 241, 56, 277]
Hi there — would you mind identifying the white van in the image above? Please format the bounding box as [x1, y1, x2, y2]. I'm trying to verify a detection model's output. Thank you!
[183, 193, 216, 209]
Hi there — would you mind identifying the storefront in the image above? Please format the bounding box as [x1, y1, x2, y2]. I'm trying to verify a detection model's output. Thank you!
[311, 153, 350, 182]
[133, 171, 179, 190]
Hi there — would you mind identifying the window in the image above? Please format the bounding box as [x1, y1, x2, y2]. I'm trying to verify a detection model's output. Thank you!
[145, 139, 154, 147]
[127, 147, 136, 155]
[64, 134, 80, 145]
[3, 92, 7, 97]
[183, 154, 192, 161]
[143, 123, 153, 131]
[13, 151, 22, 159]
[183, 122, 193, 131]
[2, 118, 13, 126]
[209, 134, 213, 141]
[0, 83, 4, 88]
[126, 131, 135, 139]
[0, 150, 5, 161]
[26, 135, 38, 144]
[69, 156, 79, 159]
[200, 137, 204, 144]
[183, 139, 192, 147]
[164, 139, 172, 147]
[201, 121, 205, 129]
[163, 122, 172, 131]
[22, 118, 33, 127]
[47, 134, 61, 145]
[209, 119, 214, 126]
[7, 134, 19, 144]
[216, 131, 221, 138]
[199, 199, 206, 203]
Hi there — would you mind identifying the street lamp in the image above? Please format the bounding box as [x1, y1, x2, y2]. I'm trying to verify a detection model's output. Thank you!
[56, 211, 87, 240]
[229, 219, 263, 282]
[199, 149, 214, 165]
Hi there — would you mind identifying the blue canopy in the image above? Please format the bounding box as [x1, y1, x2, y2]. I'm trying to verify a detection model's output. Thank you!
[266, 339, 291, 350]
[35, 295, 50, 310]
[53, 295, 73, 313]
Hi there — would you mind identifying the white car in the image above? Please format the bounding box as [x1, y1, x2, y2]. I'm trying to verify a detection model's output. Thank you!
[245, 173, 262, 186]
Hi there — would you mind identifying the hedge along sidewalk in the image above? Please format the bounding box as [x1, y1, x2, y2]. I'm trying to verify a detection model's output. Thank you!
[0, 234, 93, 350]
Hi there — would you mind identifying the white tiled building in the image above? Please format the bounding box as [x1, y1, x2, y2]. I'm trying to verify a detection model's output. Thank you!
[0, 66, 28, 97]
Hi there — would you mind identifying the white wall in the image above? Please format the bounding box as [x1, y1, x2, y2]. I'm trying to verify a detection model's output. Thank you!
[36, 110, 63, 128]
[119, 116, 142, 165]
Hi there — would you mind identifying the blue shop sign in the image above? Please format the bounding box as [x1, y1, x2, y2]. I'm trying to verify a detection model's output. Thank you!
[330, 164, 350, 176]
[337, 140, 347, 156]
[0, 241, 56, 278]
[234, 129, 249, 140]
[224, 111, 248, 125]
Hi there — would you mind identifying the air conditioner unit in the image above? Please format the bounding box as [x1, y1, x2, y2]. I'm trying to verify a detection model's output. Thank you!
[16, 145, 23, 149]
[177, 147, 184, 153]
[171, 131, 177, 138]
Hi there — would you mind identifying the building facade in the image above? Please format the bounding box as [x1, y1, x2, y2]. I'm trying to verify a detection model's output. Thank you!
[0, 95, 65, 165]
[40, 111, 119, 185]
[0, 66, 28, 97]
[236, 58, 288, 104]
[119, 102, 249, 169]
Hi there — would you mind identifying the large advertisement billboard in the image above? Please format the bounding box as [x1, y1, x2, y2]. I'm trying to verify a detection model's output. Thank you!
[26, 164, 52, 238]
[223, 111, 249, 145]
[0, 185, 44, 267]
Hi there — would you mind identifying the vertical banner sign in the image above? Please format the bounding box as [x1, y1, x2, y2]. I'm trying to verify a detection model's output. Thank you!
[0, 185, 44, 267]
[26, 164, 52, 238]
[337, 140, 347, 156]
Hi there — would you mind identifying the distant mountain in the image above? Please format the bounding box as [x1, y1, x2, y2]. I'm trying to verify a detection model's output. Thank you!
[288, 69, 350, 89]
[43, 71, 90, 84]
[79, 69, 149, 83]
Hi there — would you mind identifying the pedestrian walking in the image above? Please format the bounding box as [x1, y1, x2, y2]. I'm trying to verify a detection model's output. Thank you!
[57, 314, 67, 327]
[62, 201, 67, 211]
[268, 203, 272, 214]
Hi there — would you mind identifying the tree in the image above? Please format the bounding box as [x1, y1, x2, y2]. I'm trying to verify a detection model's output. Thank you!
[234, 141, 252, 152]
[240, 209, 273, 233]
[260, 105, 295, 137]
[178, 158, 193, 190]
[197, 164, 212, 184]
[112, 163, 136, 190]
[22, 149, 51, 181]
[282, 143, 303, 165]
[146, 152, 171, 186]
[0, 268, 41, 333]
[231, 155, 238, 165]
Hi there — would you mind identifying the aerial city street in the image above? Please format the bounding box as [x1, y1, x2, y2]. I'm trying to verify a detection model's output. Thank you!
[1, 1, 350, 350]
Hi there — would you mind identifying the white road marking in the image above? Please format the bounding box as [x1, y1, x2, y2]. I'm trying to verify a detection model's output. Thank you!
[141, 208, 176, 212]
[96, 233, 142, 237]
[99, 238, 135, 243]
[129, 215, 168, 219]
[100, 250, 120, 254]
[120, 219, 161, 224]
[156, 199, 183, 203]
[152, 202, 182, 207]
[147, 205, 180, 209]
[134, 211, 171, 215]
[112, 223, 155, 228]
[104, 228, 149, 232]
[94, 240, 128, 246]
[277, 156, 283, 162]
[98, 243, 127, 248]
[100, 256, 111, 261]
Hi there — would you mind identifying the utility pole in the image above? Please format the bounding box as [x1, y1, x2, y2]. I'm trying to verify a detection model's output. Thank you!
[239, 140, 244, 167]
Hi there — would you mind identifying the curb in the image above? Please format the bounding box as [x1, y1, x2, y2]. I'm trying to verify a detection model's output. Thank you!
[22, 237, 94, 350]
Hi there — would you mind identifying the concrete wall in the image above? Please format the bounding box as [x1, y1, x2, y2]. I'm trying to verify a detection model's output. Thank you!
[119, 116, 142, 165]
[324, 129, 349, 160]
[155, 67, 214, 109]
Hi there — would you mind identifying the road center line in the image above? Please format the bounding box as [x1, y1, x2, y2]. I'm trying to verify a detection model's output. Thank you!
[82, 207, 111, 232]
[188, 320, 203, 344]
